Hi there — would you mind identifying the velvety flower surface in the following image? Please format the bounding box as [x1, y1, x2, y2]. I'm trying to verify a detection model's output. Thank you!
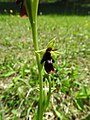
[16, 0, 27, 16]
[41, 47, 55, 74]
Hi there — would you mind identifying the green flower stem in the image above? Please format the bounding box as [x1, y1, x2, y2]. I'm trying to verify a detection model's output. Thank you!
[32, 21, 43, 120]
[25, 0, 43, 119]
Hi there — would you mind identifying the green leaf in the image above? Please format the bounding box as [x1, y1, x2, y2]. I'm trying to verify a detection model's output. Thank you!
[74, 99, 84, 111]
[2, 71, 15, 77]
[32, 0, 39, 20]
[53, 107, 69, 120]
[25, 0, 39, 27]
[25, 0, 33, 26]
[75, 86, 88, 99]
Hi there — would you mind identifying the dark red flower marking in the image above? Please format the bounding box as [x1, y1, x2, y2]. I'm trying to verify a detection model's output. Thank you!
[41, 47, 55, 74]
[16, 0, 27, 16]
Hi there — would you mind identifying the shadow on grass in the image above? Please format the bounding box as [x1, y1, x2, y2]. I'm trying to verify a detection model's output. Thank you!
[0, 1, 90, 16]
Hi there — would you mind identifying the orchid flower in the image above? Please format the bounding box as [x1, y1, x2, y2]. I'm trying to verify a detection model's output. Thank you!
[41, 47, 55, 74]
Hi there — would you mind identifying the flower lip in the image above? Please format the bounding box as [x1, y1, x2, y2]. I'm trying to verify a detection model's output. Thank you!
[44, 60, 55, 74]
[41, 47, 55, 74]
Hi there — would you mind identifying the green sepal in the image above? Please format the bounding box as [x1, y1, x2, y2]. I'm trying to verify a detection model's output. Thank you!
[51, 51, 60, 57]
[47, 39, 55, 48]
[36, 39, 60, 63]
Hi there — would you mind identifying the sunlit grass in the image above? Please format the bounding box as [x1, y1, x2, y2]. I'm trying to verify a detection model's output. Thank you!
[0, 14, 90, 119]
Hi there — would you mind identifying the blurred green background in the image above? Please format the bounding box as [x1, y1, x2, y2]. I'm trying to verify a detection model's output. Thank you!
[0, 0, 90, 15]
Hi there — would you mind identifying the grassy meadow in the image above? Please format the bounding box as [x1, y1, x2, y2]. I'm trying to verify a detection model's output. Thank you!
[0, 14, 90, 119]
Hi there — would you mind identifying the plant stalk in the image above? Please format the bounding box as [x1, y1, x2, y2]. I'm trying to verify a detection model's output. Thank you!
[25, 0, 43, 119]
[32, 21, 43, 120]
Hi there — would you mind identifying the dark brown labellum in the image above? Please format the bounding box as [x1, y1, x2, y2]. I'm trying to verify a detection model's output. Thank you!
[41, 47, 55, 74]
